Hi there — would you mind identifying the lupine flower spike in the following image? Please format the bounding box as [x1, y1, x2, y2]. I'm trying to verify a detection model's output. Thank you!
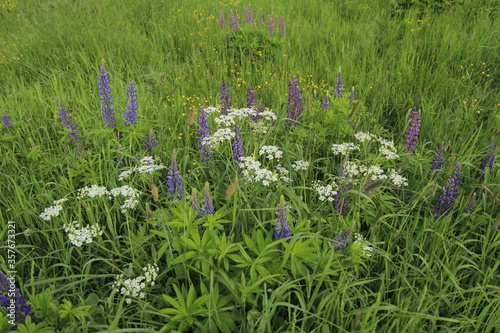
[334, 67, 343, 96]
[274, 195, 292, 239]
[348, 87, 355, 101]
[98, 61, 116, 128]
[197, 106, 212, 162]
[403, 107, 422, 154]
[232, 124, 244, 164]
[0, 272, 34, 328]
[58, 102, 80, 145]
[220, 81, 231, 114]
[124, 80, 138, 126]
[430, 144, 445, 173]
[331, 229, 350, 251]
[286, 77, 303, 129]
[321, 93, 330, 108]
[142, 129, 157, 153]
[246, 86, 256, 109]
[434, 162, 463, 219]
[2, 111, 12, 127]
[167, 150, 184, 200]
[477, 140, 496, 180]
[200, 182, 215, 216]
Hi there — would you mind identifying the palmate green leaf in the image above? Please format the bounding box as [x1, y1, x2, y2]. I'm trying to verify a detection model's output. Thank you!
[58, 299, 91, 323]
[15, 316, 56, 333]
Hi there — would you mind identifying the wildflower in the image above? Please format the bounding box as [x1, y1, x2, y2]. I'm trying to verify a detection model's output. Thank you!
[98, 61, 116, 128]
[243, 5, 254, 23]
[1, 111, 12, 127]
[286, 77, 303, 129]
[143, 263, 159, 285]
[58, 103, 80, 144]
[246, 87, 256, 109]
[220, 81, 231, 114]
[200, 182, 215, 215]
[274, 195, 292, 239]
[219, 10, 225, 28]
[313, 181, 337, 202]
[39, 204, 63, 221]
[113, 264, 158, 304]
[334, 68, 343, 96]
[353, 233, 373, 257]
[228, 10, 240, 32]
[191, 188, 202, 219]
[291, 160, 309, 171]
[333, 167, 350, 214]
[63, 221, 103, 247]
[239, 156, 278, 186]
[232, 125, 244, 164]
[430, 144, 445, 172]
[267, 13, 276, 36]
[136, 155, 166, 175]
[403, 107, 421, 154]
[434, 162, 463, 218]
[331, 142, 359, 155]
[167, 150, 184, 200]
[279, 16, 286, 36]
[354, 132, 374, 142]
[477, 140, 495, 180]
[388, 170, 408, 187]
[197, 107, 212, 162]
[276, 164, 291, 182]
[321, 94, 330, 108]
[78, 185, 109, 199]
[109, 185, 141, 199]
[348, 87, 355, 101]
[0, 273, 34, 328]
[142, 129, 157, 153]
[259, 145, 283, 160]
[124, 80, 138, 126]
[331, 229, 350, 251]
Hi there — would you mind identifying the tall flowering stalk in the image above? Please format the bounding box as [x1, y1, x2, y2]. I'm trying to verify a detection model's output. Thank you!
[58, 102, 80, 145]
[124, 80, 138, 126]
[167, 150, 184, 200]
[243, 5, 254, 23]
[477, 141, 496, 180]
[231, 124, 244, 164]
[142, 129, 157, 153]
[321, 93, 330, 108]
[286, 77, 303, 129]
[2, 111, 12, 127]
[0, 272, 34, 329]
[334, 68, 343, 96]
[348, 87, 355, 101]
[267, 13, 277, 36]
[434, 162, 463, 219]
[197, 107, 212, 162]
[220, 82, 231, 115]
[403, 107, 422, 154]
[200, 182, 215, 215]
[219, 10, 225, 28]
[279, 16, 286, 36]
[430, 144, 445, 173]
[98, 61, 116, 128]
[246, 86, 256, 109]
[274, 195, 292, 239]
[331, 229, 350, 251]
[228, 10, 240, 32]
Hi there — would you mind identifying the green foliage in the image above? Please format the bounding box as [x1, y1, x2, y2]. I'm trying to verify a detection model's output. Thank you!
[224, 28, 283, 63]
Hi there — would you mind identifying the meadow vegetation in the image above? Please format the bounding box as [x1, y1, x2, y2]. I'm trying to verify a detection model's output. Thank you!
[0, 0, 499, 331]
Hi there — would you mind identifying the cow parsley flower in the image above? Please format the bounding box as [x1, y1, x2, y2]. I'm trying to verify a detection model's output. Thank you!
[64, 221, 103, 247]
[259, 145, 283, 160]
[292, 160, 310, 171]
[78, 185, 109, 199]
[110, 185, 141, 199]
[313, 181, 337, 202]
[331, 142, 359, 155]
[39, 204, 63, 221]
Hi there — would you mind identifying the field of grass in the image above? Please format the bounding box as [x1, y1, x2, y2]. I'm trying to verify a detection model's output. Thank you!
[0, 0, 499, 331]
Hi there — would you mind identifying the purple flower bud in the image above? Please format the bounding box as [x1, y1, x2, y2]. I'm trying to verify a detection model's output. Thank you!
[403, 107, 421, 154]
[0, 272, 34, 328]
[279, 16, 286, 36]
[243, 5, 254, 23]
[142, 129, 157, 153]
[98, 62, 116, 128]
[232, 124, 244, 164]
[334, 69, 343, 96]
[331, 229, 350, 251]
[2, 111, 12, 127]
[197, 107, 212, 162]
[321, 94, 330, 108]
[200, 182, 215, 215]
[220, 81, 231, 114]
[228, 10, 240, 32]
[274, 195, 292, 239]
[430, 144, 445, 172]
[434, 162, 463, 219]
[219, 10, 225, 28]
[477, 140, 496, 180]
[267, 13, 276, 36]
[58, 102, 80, 144]
[124, 80, 139, 126]
[286, 77, 303, 129]
[246, 86, 256, 109]
[348, 87, 355, 101]
[167, 150, 184, 200]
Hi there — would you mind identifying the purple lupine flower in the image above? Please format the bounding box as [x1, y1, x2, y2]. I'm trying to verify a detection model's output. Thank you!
[228, 10, 240, 32]
[279, 16, 286, 36]
[333, 167, 350, 215]
[167, 150, 184, 200]
[2, 111, 12, 128]
[477, 141, 496, 179]
[246, 86, 256, 109]
[0, 272, 34, 329]
[219, 10, 225, 28]
[348, 87, 355, 101]
[434, 162, 463, 219]
[286, 77, 303, 129]
[331, 229, 350, 251]
[220, 81, 231, 115]
[58, 102, 80, 144]
[430, 144, 445, 172]
[98, 62, 116, 128]
[334, 69, 343, 96]
[142, 129, 157, 152]
[243, 5, 254, 23]
[403, 107, 422, 154]
[464, 195, 475, 213]
[197, 107, 212, 162]
[258, 9, 265, 26]
[200, 182, 215, 215]
[321, 94, 330, 108]
[124, 80, 139, 126]
[191, 188, 202, 219]
[232, 124, 244, 164]
[274, 195, 292, 239]
[267, 13, 276, 36]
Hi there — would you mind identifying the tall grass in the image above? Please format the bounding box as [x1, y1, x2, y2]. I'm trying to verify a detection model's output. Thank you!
[0, 0, 499, 331]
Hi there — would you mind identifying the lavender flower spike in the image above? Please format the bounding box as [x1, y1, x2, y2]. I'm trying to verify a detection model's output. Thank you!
[430, 144, 445, 172]
[403, 107, 421, 154]
[142, 129, 157, 152]
[274, 195, 292, 239]
[321, 93, 330, 108]
[331, 229, 350, 251]
[348, 87, 355, 101]
[2, 111, 12, 127]
[286, 77, 303, 129]
[197, 106, 212, 162]
[334, 67, 343, 96]
[0, 272, 34, 328]
[220, 81, 231, 115]
[477, 140, 496, 180]
[219, 10, 225, 28]
[167, 149, 184, 200]
[200, 182, 215, 215]
[232, 124, 244, 164]
[246, 86, 256, 109]
[58, 102, 80, 144]
[124, 80, 139, 126]
[98, 61, 116, 128]
[434, 162, 463, 219]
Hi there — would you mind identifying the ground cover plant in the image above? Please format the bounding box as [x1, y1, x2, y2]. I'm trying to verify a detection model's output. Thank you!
[0, 0, 499, 331]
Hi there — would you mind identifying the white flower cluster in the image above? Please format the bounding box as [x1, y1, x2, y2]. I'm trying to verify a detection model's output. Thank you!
[209, 106, 277, 136]
[389, 170, 409, 187]
[202, 128, 235, 148]
[113, 263, 159, 304]
[239, 156, 278, 186]
[276, 165, 292, 183]
[39, 203, 64, 221]
[331, 142, 359, 155]
[63, 221, 103, 247]
[354, 132, 374, 142]
[292, 160, 310, 171]
[120, 199, 139, 213]
[259, 145, 283, 160]
[313, 181, 338, 202]
[354, 233, 373, 257]
[119, 156, 166, 181]
[109, 185, 141, 199]
[344, 162, 386, 181]
[77, 185, 109, 199]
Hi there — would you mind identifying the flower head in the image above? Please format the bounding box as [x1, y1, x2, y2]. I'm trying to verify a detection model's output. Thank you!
[232, 125, 244, 164]
[0, 273, 34, 328]
[167, 150, 184, 200]
[477, 140, 496, 180]
[403, 107, 421, 154]
[2, 111, 13, 127]
[430, 144, 445, 172]
[286, 77, 303, 129]
[220, 82, 231, 114]
[434, 162, 463, 218]
[197, 107, 212, 162]
[98, 61, 116, 128]
[142, 129, 157, 153]
[200, 182, 215, 215]
[58, 102, 80, 144]
[321, 94, 330, 108]
[334, 68, 343, 96]
[124, 80, 139, 126]
[274, 195, 292, 239]
[331, 229, 350, 251]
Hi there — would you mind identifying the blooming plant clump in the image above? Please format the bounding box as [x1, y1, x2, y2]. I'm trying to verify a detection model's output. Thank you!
[63, 221, 103, 247]
[113, 264, 159, 304]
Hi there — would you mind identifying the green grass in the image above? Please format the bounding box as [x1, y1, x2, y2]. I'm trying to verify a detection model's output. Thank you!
[0, 0, 499, 331]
